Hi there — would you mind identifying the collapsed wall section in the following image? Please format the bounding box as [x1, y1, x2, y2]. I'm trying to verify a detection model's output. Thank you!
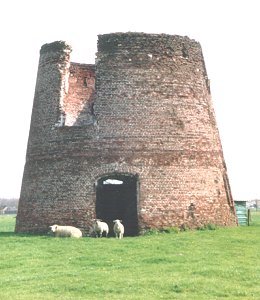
[63, 63, 95, 126]
[16, 42, 98, 234]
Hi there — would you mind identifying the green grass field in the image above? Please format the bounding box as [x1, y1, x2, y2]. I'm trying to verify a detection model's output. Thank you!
[0, 213, 260, 300]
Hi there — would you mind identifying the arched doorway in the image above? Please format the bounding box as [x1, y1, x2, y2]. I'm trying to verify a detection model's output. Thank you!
[96, 173, 139, 236]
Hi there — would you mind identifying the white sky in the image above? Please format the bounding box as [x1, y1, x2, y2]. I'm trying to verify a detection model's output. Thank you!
[0, 0, 259, 200]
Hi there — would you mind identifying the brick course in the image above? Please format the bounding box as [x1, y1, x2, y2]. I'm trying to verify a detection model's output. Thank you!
[16, 33, 237, 235]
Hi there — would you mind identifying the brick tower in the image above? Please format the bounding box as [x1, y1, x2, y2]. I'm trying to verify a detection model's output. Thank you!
[16, 33, 237, 235]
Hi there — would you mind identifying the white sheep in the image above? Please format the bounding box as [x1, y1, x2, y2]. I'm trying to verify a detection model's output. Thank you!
[49, 224, 82, 238]
[93, 219, 109, 237]
[113, 219, 124, 239]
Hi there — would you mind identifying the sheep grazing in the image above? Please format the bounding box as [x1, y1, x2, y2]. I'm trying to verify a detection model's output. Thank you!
[113, 219, 124, 239]
[93, 219, 109, 237]
[49, 224, 82, 238]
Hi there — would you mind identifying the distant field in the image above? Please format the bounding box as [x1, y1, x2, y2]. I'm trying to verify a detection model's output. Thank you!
[0, 212, 260, 299]
[0, 214, 16, 232]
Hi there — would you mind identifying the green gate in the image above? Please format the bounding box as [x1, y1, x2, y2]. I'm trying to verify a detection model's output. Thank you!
[234, 201, 249, 226]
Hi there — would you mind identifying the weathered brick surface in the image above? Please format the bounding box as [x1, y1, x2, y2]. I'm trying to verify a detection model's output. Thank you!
[64, 63, 95, 126]
[16, 33, 237, 235]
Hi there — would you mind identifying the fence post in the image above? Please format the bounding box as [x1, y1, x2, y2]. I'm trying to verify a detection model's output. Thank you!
[247, 209, 251, 226]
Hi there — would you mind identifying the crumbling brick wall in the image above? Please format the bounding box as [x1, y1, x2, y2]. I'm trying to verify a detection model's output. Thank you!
[16, 33, 237, 235]
[63, 63, 95, 126]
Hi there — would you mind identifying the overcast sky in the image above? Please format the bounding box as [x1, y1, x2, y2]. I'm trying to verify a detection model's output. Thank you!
[0, 0, 259, 200]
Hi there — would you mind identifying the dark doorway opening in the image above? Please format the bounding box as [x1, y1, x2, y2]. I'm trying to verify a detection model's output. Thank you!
[96, 173, 138, 236]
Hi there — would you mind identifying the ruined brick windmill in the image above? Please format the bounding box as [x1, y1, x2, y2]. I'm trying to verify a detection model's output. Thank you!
[16, 33, 237, 235]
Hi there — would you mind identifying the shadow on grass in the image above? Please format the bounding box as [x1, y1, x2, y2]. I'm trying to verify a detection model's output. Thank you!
[0, 232, 16, 237]
[0, 232, 51, 238]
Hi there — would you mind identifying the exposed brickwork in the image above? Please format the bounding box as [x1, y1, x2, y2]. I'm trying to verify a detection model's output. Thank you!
[64, 63, 95, 126]
[16, 33, 237, 235]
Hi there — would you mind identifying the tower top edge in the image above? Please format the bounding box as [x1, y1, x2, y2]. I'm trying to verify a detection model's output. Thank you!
[98, 32, 199, 43]
[40, 41, 72, 55]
